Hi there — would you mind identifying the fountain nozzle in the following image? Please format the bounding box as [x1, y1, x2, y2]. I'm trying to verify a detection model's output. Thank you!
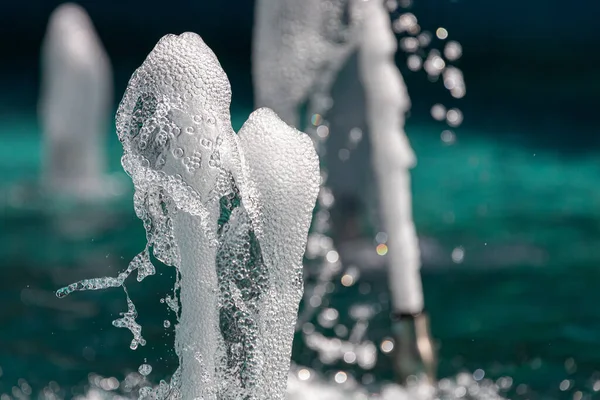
[391, 310, 437, 385]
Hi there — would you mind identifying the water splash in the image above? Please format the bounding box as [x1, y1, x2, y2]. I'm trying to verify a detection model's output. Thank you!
[113, 291, 146, 350]
[39, 3, 113, 200]
[56, 32, 320, 400]
[287, 367, 506, 400]
[70, 368, 507, 400]
[253, 0, 360, 128]
[56, 246, 158, 348]
[138, 364, 152, 376]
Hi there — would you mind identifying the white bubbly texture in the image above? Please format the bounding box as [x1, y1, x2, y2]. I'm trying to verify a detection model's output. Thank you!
[357, 0, 423, 314]
[59, 33, 320, 400]
[254, 0, 424, 313]
[39, 3, 112, 198]
[253, 0, 359, 127]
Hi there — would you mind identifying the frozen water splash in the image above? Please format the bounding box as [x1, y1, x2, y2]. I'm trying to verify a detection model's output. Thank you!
[57, 32, 320, 400]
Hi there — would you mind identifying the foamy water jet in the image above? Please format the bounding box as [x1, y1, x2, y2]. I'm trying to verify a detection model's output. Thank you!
[39, 3, 113, 200]
[57, 32, 320, 399]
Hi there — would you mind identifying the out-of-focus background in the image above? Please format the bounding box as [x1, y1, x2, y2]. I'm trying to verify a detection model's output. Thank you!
[1, 0, 600, 399]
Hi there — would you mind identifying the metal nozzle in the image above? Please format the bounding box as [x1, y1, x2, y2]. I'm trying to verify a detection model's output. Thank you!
[390, 310, 437, 385]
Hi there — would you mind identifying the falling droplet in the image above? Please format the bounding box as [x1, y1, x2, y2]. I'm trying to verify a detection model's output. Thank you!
[138, 363, 152, 376]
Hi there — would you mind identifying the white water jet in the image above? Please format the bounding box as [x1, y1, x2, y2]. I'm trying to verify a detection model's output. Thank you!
[39, 3, 112, 199]
[58, 33, 319, 399]
[253, 0, 359, 127]
[356, 0, 437, 382]
[252, 0, 440, 383]
[252, 0, 428, 322]
[357, 0, 423, 315]
[252, 0, 365, 336]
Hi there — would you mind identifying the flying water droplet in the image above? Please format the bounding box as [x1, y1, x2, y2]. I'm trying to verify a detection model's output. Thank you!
[138, 364, 152, 376]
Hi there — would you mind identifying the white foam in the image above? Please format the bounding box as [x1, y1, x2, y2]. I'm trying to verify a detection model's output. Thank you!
[58, 32, 320, 400]
[357, 0, 422, 313]
[253, 0, 360, 127]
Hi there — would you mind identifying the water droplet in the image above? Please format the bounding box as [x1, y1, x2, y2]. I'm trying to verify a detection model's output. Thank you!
[138, 363, 152, 376]
[407, 54, 422, 71]
[349, 128, 362, 143]
[431, 104, 446, 121]
[452, 246, 465, 263]
[446, 108, 463, 127]
[400, 37, 419, 52]
[444, 40, 463, 61]
[338, 148, 350, 161]
[436, 27, 448, 40]
[316, 125, 329, 139]
[394, 13, 417, 33]
[334, 371, 347, 384]
[441, 130, 456, 145]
